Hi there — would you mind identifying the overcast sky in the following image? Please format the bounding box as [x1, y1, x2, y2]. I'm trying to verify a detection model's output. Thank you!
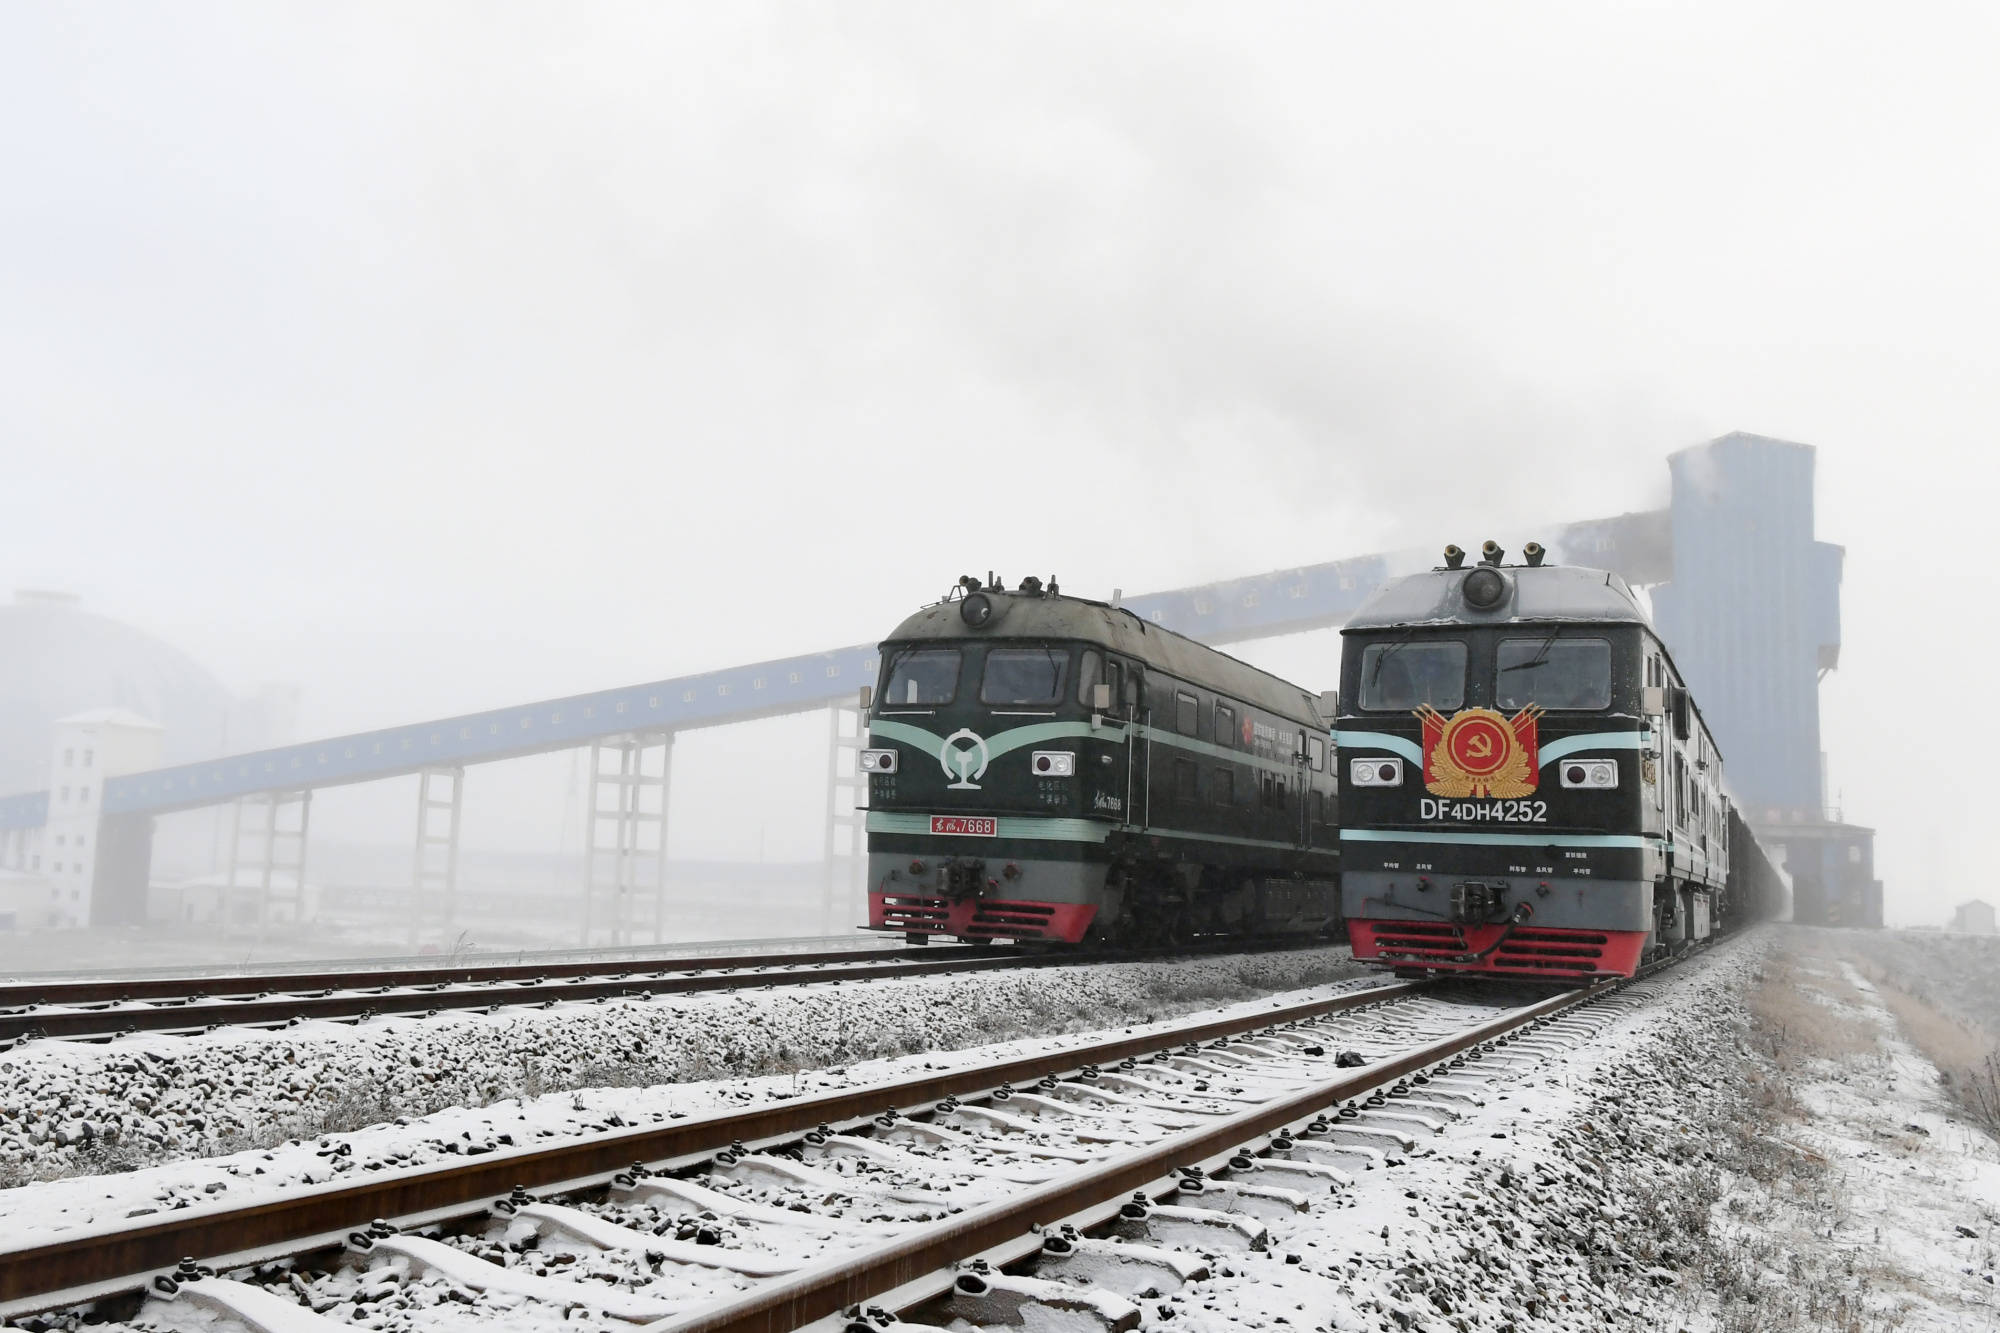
[4, 3, 1995, 926]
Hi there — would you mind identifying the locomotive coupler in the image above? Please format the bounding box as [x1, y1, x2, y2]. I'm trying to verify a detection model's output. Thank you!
[1450, 880, 1509, 925]
[942, 858, 989, 899]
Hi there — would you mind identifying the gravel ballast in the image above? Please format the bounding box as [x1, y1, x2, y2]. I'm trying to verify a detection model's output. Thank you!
[0, 946, 1368, 1190]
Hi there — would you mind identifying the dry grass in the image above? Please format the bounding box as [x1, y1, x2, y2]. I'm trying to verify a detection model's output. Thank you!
[1859, 967, 2000, 1138]
[1788, 927, 2000, 1140]
[1748, 951, 1880, 1069]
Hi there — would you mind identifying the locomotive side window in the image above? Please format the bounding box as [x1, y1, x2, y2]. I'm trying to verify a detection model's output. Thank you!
[1175, 691, 1199, 736]
[980, 647, 1070, 706]
[882, 648, 961, 706]
[1496, 638, 1611, 710]
[1174, 759, 1198, 801]
[1215, 703, 1235, 749]
[1358, 641, 1465, 711]
[1076, 650, 1102, 705]
[1212, 768, 1234, 804]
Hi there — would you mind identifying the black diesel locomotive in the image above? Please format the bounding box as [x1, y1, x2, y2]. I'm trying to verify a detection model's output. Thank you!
[862, 576, 1340, 945]
[1335, 542, 1786, 980]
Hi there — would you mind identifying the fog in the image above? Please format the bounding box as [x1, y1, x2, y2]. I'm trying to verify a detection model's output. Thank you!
[3, 3, 1995, 942]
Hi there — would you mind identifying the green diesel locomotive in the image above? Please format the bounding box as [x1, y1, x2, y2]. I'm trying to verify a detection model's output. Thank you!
[863, 576, 1340, 944]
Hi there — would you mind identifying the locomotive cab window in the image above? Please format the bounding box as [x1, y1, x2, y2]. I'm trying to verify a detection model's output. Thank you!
[1357, 640, 1466, 712]
[1307, 735, 1325, 770]
[980, 647, 1070, 706]
[881, 648, 961, 706]
[1076, 650, 1102, 706]
[1495, 637, 1612, 710]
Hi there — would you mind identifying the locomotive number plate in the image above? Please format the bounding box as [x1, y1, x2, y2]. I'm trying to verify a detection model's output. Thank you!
[931, 815, 997, 837]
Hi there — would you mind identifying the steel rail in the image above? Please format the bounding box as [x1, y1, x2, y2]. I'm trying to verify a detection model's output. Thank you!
[0, 938, 1329, 1044]
[642, 981, 1605, 1333]
[0, 932, 891, 988]
[0, 979, 1423, 1316]
[0, 954, 1023, 1043]
[0, 943, 980, 1009]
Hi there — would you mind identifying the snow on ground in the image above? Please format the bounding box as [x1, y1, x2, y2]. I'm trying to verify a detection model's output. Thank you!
[1701, 937, 1998, 1331]
[0, 947, 1373, 1240]
[15, 929, 1997, 1332]
[1128, 937, 1786, 1333]
[1054, 931, 1990, 1333]
[1843, 929, 2000, 1037]
[1123, 931, 1992, 1331]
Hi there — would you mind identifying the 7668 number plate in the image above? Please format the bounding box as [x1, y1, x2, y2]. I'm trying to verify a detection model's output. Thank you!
[930, 815, 997, 837]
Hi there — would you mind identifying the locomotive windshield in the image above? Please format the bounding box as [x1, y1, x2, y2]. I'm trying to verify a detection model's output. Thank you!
[1496, 637, 1611, 710]
[881, 647, 960, 706]
[1358, 640, 1465, 711]
[980, 645, 1070, 706]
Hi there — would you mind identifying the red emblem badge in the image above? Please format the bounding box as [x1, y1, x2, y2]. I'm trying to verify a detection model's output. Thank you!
[1415, 705, 1543, 798]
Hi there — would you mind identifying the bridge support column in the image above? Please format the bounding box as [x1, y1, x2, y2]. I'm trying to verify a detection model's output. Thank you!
[822, 703, 867, 935]
[228, 790, 310, 939]
[582, 732, 671, 948]
[410, 767, 464, 949]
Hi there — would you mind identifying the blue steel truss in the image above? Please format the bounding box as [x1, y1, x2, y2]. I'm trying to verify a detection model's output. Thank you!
[0, 510, 1672, 828]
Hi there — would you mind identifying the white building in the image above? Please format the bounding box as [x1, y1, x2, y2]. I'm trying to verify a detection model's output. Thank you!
[39, 710, 162, 929]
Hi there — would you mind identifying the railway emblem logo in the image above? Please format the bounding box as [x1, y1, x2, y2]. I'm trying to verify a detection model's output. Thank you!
[1415, 705, 1543, 798]
[939, 728, 991, 790]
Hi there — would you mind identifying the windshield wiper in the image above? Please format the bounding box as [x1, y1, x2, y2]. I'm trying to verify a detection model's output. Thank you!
[1367, 627, 1420, 686]
[1500, 628, 1561, 673]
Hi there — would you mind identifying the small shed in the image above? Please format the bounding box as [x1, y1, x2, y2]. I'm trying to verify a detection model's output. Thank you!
[1950, 899, 1997, 935]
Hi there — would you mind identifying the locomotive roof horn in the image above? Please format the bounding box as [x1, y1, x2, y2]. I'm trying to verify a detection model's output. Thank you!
[1523, 541, 1546, 567]
[1442, 544, 1466, 569]
[1479, 540, 1505, 566]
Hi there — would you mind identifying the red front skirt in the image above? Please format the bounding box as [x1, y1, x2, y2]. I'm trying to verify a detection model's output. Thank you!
[871, 892, 1097, 943]
[1348, 919, 1647, 979]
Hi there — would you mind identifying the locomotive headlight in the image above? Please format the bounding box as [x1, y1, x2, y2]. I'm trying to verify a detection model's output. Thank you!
[1560, 759, 1618, 789]
[1030, 750, 1076, 777]
[858, 748, 900, 774]
[1350, 757, 1403, 786]
[1461, 566, 1510, 610]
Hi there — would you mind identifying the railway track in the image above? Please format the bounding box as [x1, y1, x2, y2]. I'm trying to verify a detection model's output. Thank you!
[0, 938, 1316, 1046]
[0, 962, 1673, 1330]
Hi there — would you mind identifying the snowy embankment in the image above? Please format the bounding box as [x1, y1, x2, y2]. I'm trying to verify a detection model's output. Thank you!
[1162, 932, 1994, 1332]
[1719, 930, 1999, 1330]
[0, 947, 1368, 1204]
[1269, 928, 1995, 1333]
